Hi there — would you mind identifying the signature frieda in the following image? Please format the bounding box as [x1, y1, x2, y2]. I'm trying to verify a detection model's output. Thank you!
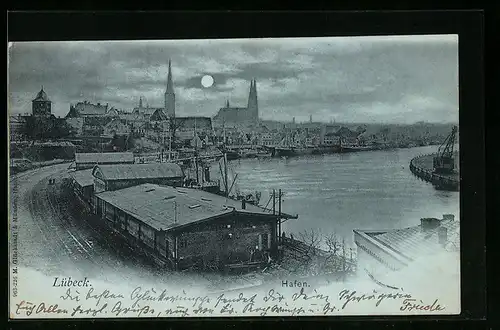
[400, 298, 445, 312]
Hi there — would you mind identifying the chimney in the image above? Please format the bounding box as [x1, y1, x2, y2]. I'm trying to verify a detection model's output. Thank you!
[438, 227, 448, 246]
[442, 214, 454, 221]
[420, 217, 441, 231]
[241, 199, 246, 210]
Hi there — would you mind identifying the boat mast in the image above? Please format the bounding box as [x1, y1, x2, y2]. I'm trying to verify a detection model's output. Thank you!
[224, 152, 229, 197]
[194, 118, 199, 184]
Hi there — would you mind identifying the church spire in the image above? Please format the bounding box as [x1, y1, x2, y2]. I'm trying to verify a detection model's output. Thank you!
[139, 96, 143, 108]
[166, 59, 174, 93]
[164, 59, 176, 117]
[247, 79, 259, 123]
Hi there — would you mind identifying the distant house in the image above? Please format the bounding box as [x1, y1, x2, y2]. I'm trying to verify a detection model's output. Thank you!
[175, 117, 212, 132]
[106, 107, 120, 117]
[82, 116, 113, 136]
[190, 133, 204, 149]
[66, 101, 110, 118]
[73, 152, 135, 170]
[92, 163, 184, 193]
[259, 132, 277, 146]
[65, 117, 84, 136]
[103, 119, 131, 137]
[354, 214, 459, 276]
[323, 132, 341, 146]
[93, 183, 284, 270]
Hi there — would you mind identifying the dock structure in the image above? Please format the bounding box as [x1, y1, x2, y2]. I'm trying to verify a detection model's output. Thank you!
[409, 152, 459, 191]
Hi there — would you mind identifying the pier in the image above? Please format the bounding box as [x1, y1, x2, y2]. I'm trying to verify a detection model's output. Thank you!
[409, 152, 459, 191]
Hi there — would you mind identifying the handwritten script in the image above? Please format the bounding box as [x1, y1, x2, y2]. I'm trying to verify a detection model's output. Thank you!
[12, 285, 446, 318]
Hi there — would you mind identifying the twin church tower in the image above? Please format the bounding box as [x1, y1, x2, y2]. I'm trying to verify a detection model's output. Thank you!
[215, 79, 259, 127]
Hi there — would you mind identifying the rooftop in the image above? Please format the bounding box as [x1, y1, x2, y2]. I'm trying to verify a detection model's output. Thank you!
[355, 216, 459, 262]
[96, 183, 276, 231]
[33, 87, 50, 102]
[70, 169, 94, 187]
[92, 163, 183, 181]
[75, 152, 135, 164]
[75, 101, 108, 116]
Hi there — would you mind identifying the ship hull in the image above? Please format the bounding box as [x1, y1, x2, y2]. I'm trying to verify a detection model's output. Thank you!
[312, 145, 341, 154]
[275, 147, 315, 157]
[340, 146, 377, 152]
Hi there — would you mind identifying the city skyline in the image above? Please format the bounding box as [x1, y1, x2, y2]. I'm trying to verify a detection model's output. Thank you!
[8, 35, 458, 124]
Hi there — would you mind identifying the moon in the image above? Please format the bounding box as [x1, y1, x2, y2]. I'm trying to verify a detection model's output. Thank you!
[201, 75, 214, 88]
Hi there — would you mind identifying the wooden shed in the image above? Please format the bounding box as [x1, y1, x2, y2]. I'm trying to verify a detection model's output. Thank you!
[94, 183, 294, 271]
[74, 152, 135, 170]
[92, 163, 184, 193]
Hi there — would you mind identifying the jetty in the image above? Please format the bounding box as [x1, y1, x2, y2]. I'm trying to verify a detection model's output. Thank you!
[409, 152, 459, 191]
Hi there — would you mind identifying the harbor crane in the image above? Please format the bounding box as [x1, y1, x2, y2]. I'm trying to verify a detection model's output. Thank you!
[433, 126, 458, 174]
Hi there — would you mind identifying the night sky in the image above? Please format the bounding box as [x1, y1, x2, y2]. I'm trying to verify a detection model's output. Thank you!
[8, 35, 458, 124]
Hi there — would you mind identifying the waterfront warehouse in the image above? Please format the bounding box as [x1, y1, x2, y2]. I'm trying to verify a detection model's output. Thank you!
[92, 163, 183, 193]
[354, 214, 459, 274]
[69, 169, 94, 205]
[94, 183, 288, 270]
[73, 152, 135, 170]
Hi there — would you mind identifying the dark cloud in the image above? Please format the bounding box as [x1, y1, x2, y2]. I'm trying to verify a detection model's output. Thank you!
[8, 36, 458, 124]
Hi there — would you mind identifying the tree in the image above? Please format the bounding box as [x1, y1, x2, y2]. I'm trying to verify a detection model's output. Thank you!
[21, 116, 71, 141]
[286, 230, 356, 277]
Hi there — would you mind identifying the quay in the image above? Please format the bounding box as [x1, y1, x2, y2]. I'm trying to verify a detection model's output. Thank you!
[409, 152, 459, 191]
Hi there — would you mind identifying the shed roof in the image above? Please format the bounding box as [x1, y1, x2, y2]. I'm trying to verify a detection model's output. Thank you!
[70, 169, 94, 187]
[95, 183, 275, 231]
[75, 152, 135, 164]
[355, 218, 459, 262]
[92, 163, 183, 181]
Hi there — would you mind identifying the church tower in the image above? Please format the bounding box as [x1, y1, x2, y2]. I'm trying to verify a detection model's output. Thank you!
[247, 79, 259, 123]
[32, 86, 52, 117]
[164, 59, 176, 118]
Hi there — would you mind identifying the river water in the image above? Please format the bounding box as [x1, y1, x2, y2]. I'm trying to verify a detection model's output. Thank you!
[211, 145, 460, 247]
